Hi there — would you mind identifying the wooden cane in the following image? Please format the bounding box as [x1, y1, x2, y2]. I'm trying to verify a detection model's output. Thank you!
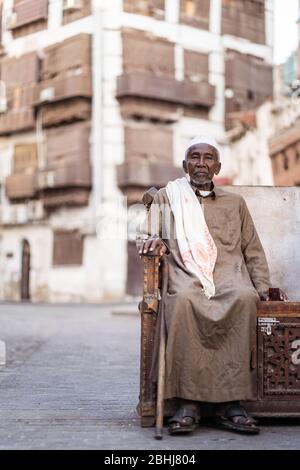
[154, 259, 168, 440]
[155, 303, 166, 439]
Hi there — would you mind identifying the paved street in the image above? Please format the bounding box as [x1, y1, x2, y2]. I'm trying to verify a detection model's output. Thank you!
[0, 303, 300, 450]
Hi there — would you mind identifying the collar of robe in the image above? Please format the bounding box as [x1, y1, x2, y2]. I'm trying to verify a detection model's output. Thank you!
[190, 181, 216, 200]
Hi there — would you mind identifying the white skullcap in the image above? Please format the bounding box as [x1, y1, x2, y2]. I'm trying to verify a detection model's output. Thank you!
[185, 135, 221, 160]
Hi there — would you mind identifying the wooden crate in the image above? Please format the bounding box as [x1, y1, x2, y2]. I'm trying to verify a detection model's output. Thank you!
[246, 302, 300, 417]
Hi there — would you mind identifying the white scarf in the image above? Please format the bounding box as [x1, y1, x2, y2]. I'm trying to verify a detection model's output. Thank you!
[166, 177, 217, 299]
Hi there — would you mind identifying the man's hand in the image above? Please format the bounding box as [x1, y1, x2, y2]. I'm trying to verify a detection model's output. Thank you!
[258, 291, 270, 301]
[258, 288, 288, 301]
[139, 238, 167, 257]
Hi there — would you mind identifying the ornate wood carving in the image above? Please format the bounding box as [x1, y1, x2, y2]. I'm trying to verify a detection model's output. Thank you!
[258, 318, 300, 398]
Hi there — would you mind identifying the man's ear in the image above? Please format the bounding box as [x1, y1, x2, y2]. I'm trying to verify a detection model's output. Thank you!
[182, 160, 187, 173]
[215, 162, 221, 176]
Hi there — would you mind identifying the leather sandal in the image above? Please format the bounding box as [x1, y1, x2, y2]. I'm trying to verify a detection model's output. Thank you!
[214, 404, 260, 435]
[168, 402, 200, 435]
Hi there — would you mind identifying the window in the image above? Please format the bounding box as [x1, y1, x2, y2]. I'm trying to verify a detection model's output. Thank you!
[180, 0, 210, 30]
[53, 230, 83, 266]
[122, 29, 175, 78]
[184, 50, 209, 81]
[224, 50, 273, 130]
[123, 0, 165, 19]
[11, 0, 49, 38]
[221, 0, 265, 44]
[62, 0, 92, 26]
[13, 144, 37, 173]
[184, 0, 195, 16]
[283, 153, 289, 171]
[0, 52, 39, 135]
[247, 90, 255, 101]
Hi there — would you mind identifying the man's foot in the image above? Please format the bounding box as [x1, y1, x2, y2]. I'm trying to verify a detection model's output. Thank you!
[168, 401, 200, 435]
[213, 402, 260, 435]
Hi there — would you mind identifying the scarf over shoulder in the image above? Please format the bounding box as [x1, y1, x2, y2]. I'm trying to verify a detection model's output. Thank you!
[166, 177, 217, 299]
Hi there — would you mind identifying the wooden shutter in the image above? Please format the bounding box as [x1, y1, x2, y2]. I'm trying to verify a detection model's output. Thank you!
[12, 0, 48, 38]
[180, 0, 210, 30]
[222, 0, 265, 45]
[5, 143, 38, 201]
[39, 122, 91, 192]
[36, 34, 92, 127]
[63, 0, 92, 26]
[13, 0, 48, 28]
[1, 52, 39, 86]
[225, 50, 272, 129]
[42, 34, 91, 80]
[13, 144, 37, 173]
[123, 0, 165, 18]
[0, 52, 39, 134]
[184, 50, 209, 81]
[45, 122, 90, 168]
[122, 29, 175, 78]
[124, 126, 173, 163]
[53, 230, 83, 266]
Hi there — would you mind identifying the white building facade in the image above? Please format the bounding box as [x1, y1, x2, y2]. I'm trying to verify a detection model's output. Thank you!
[0, 0, 274, 302]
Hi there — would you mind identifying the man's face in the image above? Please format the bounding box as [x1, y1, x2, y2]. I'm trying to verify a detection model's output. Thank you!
[182, 143, 221, 186]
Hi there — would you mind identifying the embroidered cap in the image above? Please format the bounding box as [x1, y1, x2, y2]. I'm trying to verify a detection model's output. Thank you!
[185, 135, 221, 161]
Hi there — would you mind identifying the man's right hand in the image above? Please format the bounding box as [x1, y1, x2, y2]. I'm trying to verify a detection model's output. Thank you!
[139, 238, 167, 257]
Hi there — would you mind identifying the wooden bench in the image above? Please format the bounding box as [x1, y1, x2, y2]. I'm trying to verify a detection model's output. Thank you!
[138, 186, 300, 426]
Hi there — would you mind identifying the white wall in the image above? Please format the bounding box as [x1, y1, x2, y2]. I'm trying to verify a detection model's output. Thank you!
[228, 186, 300, 301]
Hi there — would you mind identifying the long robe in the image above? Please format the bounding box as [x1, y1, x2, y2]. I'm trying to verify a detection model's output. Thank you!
[138, 184, 270, 403]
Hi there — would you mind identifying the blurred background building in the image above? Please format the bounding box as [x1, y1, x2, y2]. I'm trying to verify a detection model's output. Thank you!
[0, 0, 298, 302]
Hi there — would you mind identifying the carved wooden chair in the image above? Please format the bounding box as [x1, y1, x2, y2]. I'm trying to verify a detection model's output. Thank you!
[138, 186, 300, 431]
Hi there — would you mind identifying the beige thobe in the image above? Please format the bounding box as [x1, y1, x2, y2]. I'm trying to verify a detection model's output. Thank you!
[139, 184, 270, 403]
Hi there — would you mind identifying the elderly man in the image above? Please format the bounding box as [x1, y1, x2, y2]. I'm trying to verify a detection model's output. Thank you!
[138, 136, 286, 436]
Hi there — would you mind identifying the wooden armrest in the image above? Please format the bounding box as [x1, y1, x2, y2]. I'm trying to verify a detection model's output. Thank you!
[140, 247, 161, 257]
[257, 301, 300, 316]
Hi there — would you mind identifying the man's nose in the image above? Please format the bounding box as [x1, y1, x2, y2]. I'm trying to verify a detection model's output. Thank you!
[196, 156, 205, 166]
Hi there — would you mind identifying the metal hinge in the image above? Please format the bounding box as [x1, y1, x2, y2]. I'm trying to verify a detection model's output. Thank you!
[258, 317, 280, 336]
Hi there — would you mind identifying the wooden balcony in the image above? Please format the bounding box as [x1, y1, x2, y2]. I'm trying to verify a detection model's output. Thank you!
[41, 188, 90, 208]
[116, 73, 215, 109]
[117, 159, 183, 190]
[5, 172, 38, 200]
[34, 72, 92, 105]
[0, 108, 35, 135]
[38, 164, 91, 190]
